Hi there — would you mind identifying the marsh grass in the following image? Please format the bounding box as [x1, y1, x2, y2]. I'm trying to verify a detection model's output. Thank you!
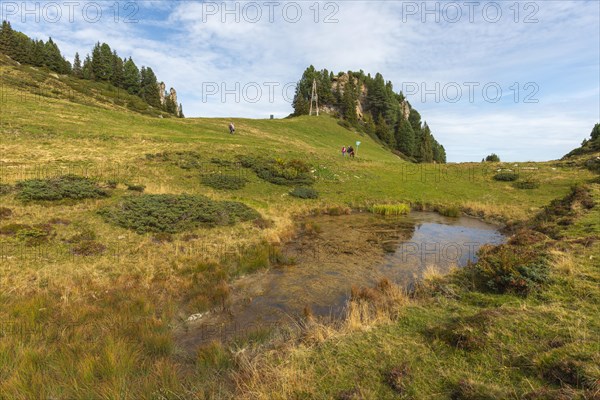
[369, 203, 410, 216]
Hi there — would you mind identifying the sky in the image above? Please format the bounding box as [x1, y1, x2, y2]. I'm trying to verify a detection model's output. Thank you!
[2, 0, 599, 162]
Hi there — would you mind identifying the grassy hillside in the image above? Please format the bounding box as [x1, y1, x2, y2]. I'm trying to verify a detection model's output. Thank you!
[0, 63, 598, 399]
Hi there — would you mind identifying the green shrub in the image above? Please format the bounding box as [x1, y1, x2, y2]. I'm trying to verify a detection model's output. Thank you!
[16, 175, 109, 202]
[290, 187, 319, 199]
[493, 172, 519, 182]
[98, 194, 261, 234]
[201, 174, 247, 190]
[238, 156, 314, 186]
[0, 183, 12, 195]
[369, 203, 410, 216]
[514, 179, 540, 189]
[463, 243, 549, 295]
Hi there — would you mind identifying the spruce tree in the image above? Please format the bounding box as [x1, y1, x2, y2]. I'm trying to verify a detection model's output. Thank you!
[363, 112, 376, 137]
[590, 123, 600, 141]
[140, 66, 161, 107]
[418, 123, 434, 163]
[342, 77, 358, 124]
[395, 116, 416, 157]
[376, 114, 395, 148]
[0, 21, 14, 55]
[72, 52, 82, 78]
[123, 57, 141, 95]
[110, 51, 124, 88]
[292, 84, 310, 116]
[82, 54, 93, 80]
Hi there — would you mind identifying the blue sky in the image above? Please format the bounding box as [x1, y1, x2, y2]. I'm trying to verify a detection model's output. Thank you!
[3, 0, 599, 162]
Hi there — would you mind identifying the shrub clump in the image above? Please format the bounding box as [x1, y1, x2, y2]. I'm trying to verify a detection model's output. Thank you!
[290, 187, 319, 199]
[201, 174, 247, 190]
[98, 194, 261, 234]
[16, 175, 109, 202]
[463, 243, 549, 295]
[238, 156, 314, 186]
[493, 171, 519, 181]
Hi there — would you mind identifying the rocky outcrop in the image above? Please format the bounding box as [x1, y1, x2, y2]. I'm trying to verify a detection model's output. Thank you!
[159, 82, 166, 105]
[329, 73, 368, 119]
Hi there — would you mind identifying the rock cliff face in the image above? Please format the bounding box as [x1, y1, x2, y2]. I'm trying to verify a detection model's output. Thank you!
[157, 82, 182, 117]
[159, 82, 166, 105]
[323, 72, 410, 121]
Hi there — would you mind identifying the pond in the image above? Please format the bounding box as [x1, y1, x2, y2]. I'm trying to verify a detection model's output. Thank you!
[176, 212, 505, 348]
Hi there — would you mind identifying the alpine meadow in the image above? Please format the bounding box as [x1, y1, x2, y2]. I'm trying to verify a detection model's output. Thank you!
[0, 2, 599, 399]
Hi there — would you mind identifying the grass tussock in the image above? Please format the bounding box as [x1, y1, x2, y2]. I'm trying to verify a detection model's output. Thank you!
[369, 203, 410, 216]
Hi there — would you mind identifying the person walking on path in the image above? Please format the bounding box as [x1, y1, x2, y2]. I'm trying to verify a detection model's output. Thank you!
[342, 146, 347, 157]
[348, 146, 355, 158]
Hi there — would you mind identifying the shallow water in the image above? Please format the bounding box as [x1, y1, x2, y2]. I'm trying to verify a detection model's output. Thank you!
[177, 212, 505, 348]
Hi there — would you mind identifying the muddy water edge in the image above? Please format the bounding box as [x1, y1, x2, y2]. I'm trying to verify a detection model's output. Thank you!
[176, 211, 505, 350]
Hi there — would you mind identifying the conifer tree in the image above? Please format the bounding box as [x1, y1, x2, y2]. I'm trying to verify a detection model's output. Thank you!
[72, 52, 82, 78]
[395, 116, 416, 157]
[82, 54, 93, 80]
[123, 57, 141, 95]
[110, 50, 124, 88]
[140, 66, 161, 107]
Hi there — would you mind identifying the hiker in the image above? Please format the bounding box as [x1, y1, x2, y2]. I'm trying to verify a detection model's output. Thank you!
[342, 146, 347, 157]
[348, 146, 355, 158]
[229, 122, 235, 134]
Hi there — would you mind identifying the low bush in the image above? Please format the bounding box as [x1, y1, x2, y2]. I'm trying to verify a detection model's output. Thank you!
[462, 243, 549, 295]
[493, 171, 519, 181]
[238, 155, 314, 186]
[290, 187, 319, 199]
[201, 174, 247, 190]
[98, 194, 261, 233]
[369, 203, 410, 216]
[16, 175, 109, 202]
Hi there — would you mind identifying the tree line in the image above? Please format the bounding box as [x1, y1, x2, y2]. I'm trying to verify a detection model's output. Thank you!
[292, 66, 446, 163]
[0, 20, 183, 117]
